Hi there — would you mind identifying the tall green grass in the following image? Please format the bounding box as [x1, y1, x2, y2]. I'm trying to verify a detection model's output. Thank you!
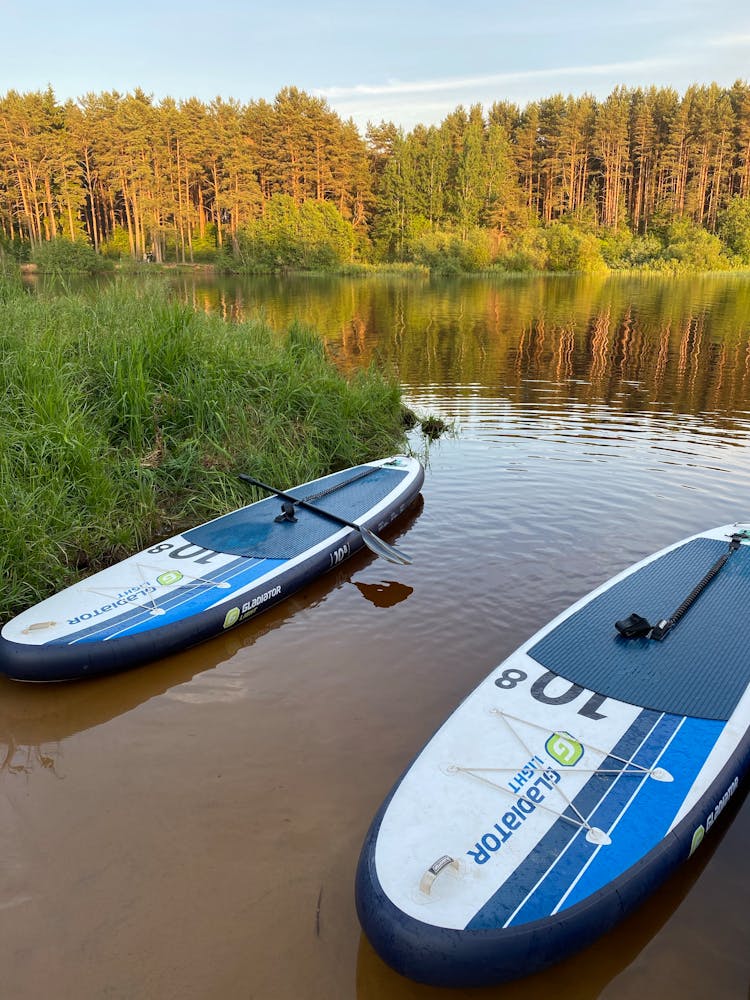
[0, 271, 409, 619]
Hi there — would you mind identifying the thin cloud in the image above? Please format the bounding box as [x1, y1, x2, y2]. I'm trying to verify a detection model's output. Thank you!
[707, 33, 750, 46]
[317, 57, 683, 100]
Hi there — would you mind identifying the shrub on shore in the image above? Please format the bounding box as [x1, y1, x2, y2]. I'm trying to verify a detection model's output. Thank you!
[226, 195, 358, 273]
[31, 236, 113, 275]
[0, 273, 408, 618]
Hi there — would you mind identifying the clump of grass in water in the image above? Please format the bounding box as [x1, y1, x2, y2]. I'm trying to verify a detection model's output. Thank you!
[419, 415, 449, 440]
[0, 275, 409, 620]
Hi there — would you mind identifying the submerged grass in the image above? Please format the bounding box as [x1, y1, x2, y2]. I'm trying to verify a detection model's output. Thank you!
[0, 270, 409, 620]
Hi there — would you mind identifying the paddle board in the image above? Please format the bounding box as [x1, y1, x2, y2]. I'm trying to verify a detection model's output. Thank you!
[0, 456, 423, 682]
[356, 523, 750, 987]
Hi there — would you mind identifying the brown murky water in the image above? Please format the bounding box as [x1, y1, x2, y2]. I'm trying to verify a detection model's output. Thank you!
[3, 275, 750, 998]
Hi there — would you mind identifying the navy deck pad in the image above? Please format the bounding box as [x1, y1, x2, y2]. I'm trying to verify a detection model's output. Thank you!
[184, 465, 407, 559]
[529, 538, 750, 720]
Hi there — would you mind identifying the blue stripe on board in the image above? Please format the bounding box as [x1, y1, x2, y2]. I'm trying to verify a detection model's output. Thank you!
[557, 714, 724, 912]
[47, 555, 281, 645]
[502, 713, 684, 927]
[466, 711, 724, 930]
[465, 708, 662, 931]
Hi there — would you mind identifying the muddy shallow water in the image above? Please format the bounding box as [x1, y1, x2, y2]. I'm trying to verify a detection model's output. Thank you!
[2, 274, 749, 998]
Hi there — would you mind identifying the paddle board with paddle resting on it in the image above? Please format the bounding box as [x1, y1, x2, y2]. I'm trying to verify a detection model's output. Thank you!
[356, 523, 750, 987]
[0, 456, 423, 682]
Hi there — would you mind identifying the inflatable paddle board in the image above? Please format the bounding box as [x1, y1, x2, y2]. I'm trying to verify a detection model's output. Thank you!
[356, 523, 750, 987]
[0, 456, 423, 682]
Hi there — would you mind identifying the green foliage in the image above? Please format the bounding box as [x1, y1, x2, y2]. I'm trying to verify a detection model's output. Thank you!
[493, 228, 549, 273]
[0, 265, 24, 301]
[599, 228, 665, 269]
[299, 201, 356, 267]
[0, 279, 408, 618]
[540, 224, 608, 274]
[654, 219, 731, 272]
[230, 195, 356, 272]
[598, 227, 634, 267]
[419, 415, 449, 440]
[0, 233, 31, 262]
[496, 218, 732, 274]
[598, 219, 732, 272]
[190, 223, 220, 262]
[600, 218, 730, 274]
[409, 226, 493, 273]
[32, 236, 112, 274]
[717, 196, 750, 264]
[101, 225, 131, 260]
[494, 223, 607, 273]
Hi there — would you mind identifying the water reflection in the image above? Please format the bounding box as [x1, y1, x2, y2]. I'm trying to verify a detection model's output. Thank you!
[26, 272, 750, 428]
[354, 581, 414, 608]
[166, 273, 750, 425]
[1, 740, 64, 779]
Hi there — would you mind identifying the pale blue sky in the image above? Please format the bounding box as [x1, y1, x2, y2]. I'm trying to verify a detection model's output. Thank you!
[2, 0, 749, 130]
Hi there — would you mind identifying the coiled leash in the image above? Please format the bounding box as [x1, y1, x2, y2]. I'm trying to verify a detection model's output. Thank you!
[615, 531, 747, 641]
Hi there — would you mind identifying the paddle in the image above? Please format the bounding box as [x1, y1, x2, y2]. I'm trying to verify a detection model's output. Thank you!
[237, 473, 412, 565]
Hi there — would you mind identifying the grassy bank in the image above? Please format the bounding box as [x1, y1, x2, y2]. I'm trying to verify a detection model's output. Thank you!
[0, 271, 410, 620]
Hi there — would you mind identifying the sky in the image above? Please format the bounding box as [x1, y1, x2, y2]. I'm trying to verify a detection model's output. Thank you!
[2, 0, 750, 131]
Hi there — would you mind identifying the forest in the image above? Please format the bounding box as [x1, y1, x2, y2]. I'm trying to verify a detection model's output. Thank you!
[1, 82, 750, 273]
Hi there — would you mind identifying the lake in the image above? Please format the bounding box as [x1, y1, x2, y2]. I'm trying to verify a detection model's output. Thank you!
[2, 273, 749, 998]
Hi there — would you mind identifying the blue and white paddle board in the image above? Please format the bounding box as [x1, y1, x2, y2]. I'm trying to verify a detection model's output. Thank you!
[356, 523, 750, 987]
[0, 456, 423, 682]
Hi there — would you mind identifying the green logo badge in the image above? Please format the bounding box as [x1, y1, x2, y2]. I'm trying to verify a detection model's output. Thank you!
[546, 732, 584, 766]
[223, 607, 240, 629]
[689, 825, 705, 856]
[157, 570, 184, 586]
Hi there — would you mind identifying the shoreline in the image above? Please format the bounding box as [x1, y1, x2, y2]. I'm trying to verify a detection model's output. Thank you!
[16, 260, 750, 279]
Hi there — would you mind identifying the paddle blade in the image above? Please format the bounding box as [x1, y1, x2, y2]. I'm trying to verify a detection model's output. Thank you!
[360, 527, 412, 565]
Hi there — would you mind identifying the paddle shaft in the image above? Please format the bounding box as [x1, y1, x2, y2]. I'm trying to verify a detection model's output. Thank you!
[237, 470, 413, 565]
[237, 473, 375, 533]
